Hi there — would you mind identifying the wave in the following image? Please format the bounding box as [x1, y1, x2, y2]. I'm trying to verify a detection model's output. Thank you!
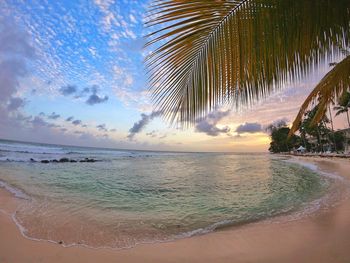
[0, 142, 67, 155]
[0, 180, 30, 200]
[0, 156, 31, 162]
[283, 158, 345, 181]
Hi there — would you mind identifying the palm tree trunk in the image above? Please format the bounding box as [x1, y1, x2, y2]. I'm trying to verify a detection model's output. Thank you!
[316, 126, 321, 152]
[328, 105, 337, 152]
[302, 132, 307, 149]
[346, 111, 350, 153]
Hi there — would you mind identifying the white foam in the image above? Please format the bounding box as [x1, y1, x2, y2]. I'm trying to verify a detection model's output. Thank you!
[0, 156, 32, 162]
[0, 142, 66, 155]
[175, 219, 237, 239]
[283, 158, 345, 181]
[0, 180, 30, 200]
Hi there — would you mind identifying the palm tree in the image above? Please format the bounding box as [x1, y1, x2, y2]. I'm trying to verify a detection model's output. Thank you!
[334, 92, 350, 127]
[328, 105, 337, 151]
[299, 105, 330, 152]
[145, 0, 350, 124]
[289, 56, 350, 135]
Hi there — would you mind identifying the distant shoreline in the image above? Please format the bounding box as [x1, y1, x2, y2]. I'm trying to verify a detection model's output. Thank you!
[277, 152, 350, 159]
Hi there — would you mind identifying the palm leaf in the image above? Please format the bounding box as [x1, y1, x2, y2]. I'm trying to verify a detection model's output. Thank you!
[289, 55, 350, 135]
[334, 107, 348, 117]
[145, 0, 350, 124]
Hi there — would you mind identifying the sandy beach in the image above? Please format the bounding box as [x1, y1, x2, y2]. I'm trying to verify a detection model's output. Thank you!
[1, 156, 350, 263]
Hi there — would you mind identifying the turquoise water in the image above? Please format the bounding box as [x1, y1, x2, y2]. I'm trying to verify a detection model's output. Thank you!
[0, 140, 333, 248]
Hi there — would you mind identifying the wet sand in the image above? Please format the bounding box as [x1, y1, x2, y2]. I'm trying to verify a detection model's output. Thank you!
[1, 156, 350, 263]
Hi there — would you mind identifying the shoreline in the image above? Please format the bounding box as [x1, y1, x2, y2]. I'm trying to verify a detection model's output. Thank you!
[277, 152, 350, 159]
[1, 156, 350, 262]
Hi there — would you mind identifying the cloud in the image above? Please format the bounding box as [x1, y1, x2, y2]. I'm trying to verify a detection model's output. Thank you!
[7, 97, 25, 111]
[59, 85, 77, 96]
[0, 18, 38, 139]
[265, 118, 289, 134]
[66, 116, 74, 122]
[0, 60, 28, 103]
[0, 18, 35, 106]
[96, 124, 107, 131]
[86, 94, 109, 105]
[159, 134, 167, 139]
[195, 110, 231, 136]
[236, 122, 262, 134]
[59, 84, 108, 105]
[72, 120, 82, 126]
[269, 118, 289, 128]
[0, 21, 35, 58]
[28, 115, 60, 129]
[145, 130, 167, 139]
[37, 112, 60, 120]
[48, 112, 60, 120]
[85, 85, 109, 105]
[146, 130, 157, 138]
[31, 116, 49, 127]
[81, 87, 91, 94]
[47, 123, 61, 128]
[128, 111, 161, 140]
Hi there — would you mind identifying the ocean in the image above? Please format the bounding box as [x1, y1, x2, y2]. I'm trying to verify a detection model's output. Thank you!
[0, 139, 339, 249]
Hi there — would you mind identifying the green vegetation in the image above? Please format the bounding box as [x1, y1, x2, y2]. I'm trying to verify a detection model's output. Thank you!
[289, 59, 350, 135]
[334, 92, 350, 128]
[267, 121, 301, 153]
[269, 101, 349, 153]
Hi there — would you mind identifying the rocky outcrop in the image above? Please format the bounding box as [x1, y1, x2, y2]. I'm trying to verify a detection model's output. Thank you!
[39, 158, 98, 164]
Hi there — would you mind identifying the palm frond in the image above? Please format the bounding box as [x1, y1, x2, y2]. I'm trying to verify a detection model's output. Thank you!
[145, 0, 350, 124]
[289, 55, 350, 135]
[334, 108, 348, 117]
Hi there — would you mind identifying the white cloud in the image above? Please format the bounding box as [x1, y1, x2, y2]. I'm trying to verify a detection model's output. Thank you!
[129, 14, 137, 24]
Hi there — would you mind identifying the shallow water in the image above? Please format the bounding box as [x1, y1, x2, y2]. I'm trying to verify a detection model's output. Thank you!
[0, 139, 335, 248]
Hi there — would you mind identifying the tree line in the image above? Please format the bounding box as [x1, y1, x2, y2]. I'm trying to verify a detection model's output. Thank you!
[268, 92, 350, 154]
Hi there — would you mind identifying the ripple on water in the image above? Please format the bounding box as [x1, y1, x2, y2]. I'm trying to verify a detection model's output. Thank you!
[0, 153, 341, 249]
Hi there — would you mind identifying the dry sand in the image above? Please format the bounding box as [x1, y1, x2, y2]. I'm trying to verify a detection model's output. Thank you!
[1, 156, 350, 263]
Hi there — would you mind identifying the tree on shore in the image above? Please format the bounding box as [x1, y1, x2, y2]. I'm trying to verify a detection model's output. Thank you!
[333, 131, 346, 152]
[299, 106, 330, 152]
[334, 92, 350, 128]
[267, 121, 300, 153]
[289, 56, 350, 135]
[295, 104, 347, 152]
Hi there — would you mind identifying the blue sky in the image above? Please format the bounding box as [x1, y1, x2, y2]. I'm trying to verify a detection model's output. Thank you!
[0, 0, 347, 152]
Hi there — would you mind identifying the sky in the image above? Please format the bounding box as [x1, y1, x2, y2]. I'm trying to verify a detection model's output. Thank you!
[0, 0, 348, 152]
